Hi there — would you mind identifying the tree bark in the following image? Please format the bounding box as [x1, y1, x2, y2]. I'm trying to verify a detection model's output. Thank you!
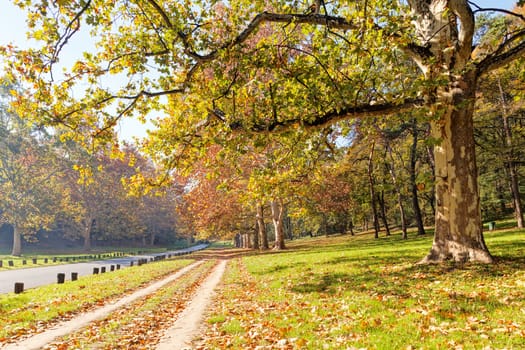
[271, 199, 286, 250]
[421, 73, 493, 263]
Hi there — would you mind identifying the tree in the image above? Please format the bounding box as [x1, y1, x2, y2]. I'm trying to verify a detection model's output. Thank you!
[2, 1, 524, 262]
[0, 81, 63, 255]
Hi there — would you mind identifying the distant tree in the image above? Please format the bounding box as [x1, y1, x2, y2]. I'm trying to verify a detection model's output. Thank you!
[0, 81, 62, 255]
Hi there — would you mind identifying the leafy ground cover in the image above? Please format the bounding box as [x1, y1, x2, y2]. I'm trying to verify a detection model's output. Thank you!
[199, 229, 525, 349]
[0, 259, 194, 343]
[45, 260, 217, 349]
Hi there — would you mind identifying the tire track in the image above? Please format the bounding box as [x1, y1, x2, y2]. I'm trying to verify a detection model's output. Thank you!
[1, 261, 205, 350]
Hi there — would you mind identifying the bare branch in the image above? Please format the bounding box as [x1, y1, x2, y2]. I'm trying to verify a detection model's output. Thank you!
[469, 2, 525, 22]
[50, 0, 92, 75]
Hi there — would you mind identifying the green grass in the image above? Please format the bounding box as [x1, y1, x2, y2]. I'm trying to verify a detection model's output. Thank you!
[204, 229, 525, 349]
[0, 259, 194, 341]
[0, 245, 200, 270]
[0, 252, 127, 270]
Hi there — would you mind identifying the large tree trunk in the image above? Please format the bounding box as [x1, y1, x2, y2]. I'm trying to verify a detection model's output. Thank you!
[271, 199, 286, 250]
[421, 73, 493, 263]
[409, 0, 494, 263]
[11, 222, 22, 256]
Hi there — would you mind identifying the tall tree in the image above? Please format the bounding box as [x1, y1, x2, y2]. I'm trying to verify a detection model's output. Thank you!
[3, 1, 524, 262]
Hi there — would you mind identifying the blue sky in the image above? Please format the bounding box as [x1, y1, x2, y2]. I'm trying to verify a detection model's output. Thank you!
[0, 0, 519, 140]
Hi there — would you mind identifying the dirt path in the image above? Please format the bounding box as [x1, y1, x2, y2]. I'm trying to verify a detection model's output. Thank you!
[2, 260, 211, 350]
[156, 260, 227, 350]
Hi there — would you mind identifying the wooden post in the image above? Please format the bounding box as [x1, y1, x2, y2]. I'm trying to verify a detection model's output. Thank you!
[32, 258, 37, 264]
[14, 282, 24, 294]
[71, 272, 78, 281]
[8, 260, 13, 267]
[101, 267, 106, 273]
[93, 267, 99, 274]
[110, 265, 115, 271]
[57, 273, 65, 284]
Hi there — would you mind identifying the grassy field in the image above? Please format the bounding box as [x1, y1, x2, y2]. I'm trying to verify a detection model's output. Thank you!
[201, 229, 525, 349]
[1, 228, 524, 349]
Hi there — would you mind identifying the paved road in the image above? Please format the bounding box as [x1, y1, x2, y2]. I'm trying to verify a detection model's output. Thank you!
[0, 244, 208, 295]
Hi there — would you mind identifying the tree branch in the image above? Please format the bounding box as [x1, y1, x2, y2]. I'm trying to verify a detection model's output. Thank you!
[449, 0, 475, 66]
[477, 29, 525, 74]
[212, 98, 425, 133]
[182, 12, 360, 62]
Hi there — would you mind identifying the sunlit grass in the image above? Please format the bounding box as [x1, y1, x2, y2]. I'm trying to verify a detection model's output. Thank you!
[203, 228, 525, 349]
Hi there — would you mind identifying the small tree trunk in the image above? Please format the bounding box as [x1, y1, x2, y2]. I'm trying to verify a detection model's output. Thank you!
[386, 146, 408, 239]
[83, 217, 93, 251]
[256, 204, 269, 250]
[149, 232, 156, 246]
[11, 222, 22, 256]
[378, 190, 391, 236]
[368, 142, 380, 238]
[410, 118, 426, 236]
[271, 199, 286, 250]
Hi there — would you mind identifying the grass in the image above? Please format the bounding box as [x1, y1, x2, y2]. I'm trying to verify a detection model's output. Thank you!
[0, 258, 194, 341]
[203, 228, 525, 349]
[0, 244, 200, 270]
[0, 252, 126, 270]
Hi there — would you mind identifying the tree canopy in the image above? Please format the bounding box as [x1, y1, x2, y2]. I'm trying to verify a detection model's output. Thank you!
[1, 1, 524, 262]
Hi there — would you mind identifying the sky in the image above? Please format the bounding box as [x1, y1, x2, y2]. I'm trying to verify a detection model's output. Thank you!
[0, 0, 519, 141]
